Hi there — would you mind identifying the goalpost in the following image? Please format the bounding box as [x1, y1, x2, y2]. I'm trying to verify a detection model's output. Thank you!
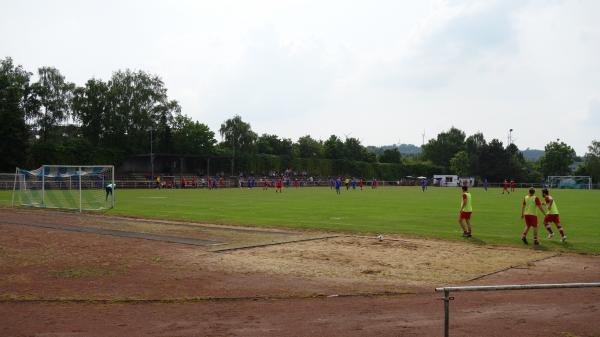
[546, 176, 592, 190]
[13, 165, 115, 211]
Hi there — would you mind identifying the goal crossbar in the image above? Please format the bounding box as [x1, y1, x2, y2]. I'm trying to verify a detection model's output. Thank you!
[13, 165, 115, 212]
[546, 176, 592, 189]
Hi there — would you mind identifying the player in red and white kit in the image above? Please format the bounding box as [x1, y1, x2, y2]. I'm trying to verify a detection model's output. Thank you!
[275, 178, 283, 193]
[542, 189, 567, 243]
[502, 179, 510, 194]
[520, 188, 547, 245]
[510, 179, 516, 192]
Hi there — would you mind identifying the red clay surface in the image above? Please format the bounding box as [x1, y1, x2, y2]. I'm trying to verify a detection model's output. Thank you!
[0, 208, 599, 337]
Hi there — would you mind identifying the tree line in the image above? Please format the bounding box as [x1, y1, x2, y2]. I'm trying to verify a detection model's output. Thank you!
[1, 57, 598, 182]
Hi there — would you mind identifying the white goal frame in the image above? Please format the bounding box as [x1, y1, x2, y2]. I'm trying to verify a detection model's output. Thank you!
[13, 165, 115, 211]
[546, 176, 592, 190]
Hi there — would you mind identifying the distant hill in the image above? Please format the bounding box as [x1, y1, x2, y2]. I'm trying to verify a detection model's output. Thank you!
[367, 144, 544, 161]
[367, 144, 422, 156]
[521, 148, 544, 161]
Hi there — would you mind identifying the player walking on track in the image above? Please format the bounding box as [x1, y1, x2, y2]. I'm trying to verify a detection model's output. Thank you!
[459, 186, 473, 237]
[542, 189, 567, 242]
[520, 187, 547, 245]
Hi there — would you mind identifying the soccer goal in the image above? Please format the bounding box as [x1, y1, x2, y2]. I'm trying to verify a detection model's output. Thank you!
[546, 176, 592, 190]
[13, 165, 115, 211]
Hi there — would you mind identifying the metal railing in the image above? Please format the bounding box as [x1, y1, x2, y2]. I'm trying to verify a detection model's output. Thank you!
[435, 282, 600, 337]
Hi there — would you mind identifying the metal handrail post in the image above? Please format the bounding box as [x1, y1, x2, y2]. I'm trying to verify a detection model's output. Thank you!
[435, 282, 600, 337]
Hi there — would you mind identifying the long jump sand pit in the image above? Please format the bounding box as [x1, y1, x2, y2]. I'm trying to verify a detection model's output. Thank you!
[0, 208, 599, 336]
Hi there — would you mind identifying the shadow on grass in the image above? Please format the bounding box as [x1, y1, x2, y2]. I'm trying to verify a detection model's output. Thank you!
[464, 236, 487, 245]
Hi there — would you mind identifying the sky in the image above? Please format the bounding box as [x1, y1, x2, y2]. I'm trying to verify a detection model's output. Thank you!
[1, 0, 599, 154]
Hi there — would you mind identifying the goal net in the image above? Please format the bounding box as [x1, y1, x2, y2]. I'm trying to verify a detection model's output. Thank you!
[546, 176, 592, 190]
[13, 165, 115, 211]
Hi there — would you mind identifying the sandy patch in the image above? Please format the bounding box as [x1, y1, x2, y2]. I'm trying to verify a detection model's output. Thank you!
[196, 236, 554, 286]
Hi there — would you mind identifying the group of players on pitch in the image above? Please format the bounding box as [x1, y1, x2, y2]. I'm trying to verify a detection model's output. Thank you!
[459, 186, 567, 246]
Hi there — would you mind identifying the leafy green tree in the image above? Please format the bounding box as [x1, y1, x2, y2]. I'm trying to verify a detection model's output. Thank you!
[539, 141, 576, 176]
[450, 150, 470, 176]
[581, 140, 600, 183]
[478, 139, 510, 181]
[72, 79, 109, 147]
[379, 148, 401, 163]
[155, 100, 179, 153]
[324, 135, 345, 159]
[106, 70, 177, 153]
[422, 127, 466, 168]
[295, 135, 323, 158]
[0, 57, 32, 170]
[465, 132, 486, 176]
[256, 134, 293, 156]
[505, 143, 527, 181]
[172, 114, 216, 155]
[29, 67, 75, 141]
[219, 115, 257, 175]
[344, 137, 375, 162]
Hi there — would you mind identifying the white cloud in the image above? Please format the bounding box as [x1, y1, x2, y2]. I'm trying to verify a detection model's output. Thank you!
[1, 0, 599, 153]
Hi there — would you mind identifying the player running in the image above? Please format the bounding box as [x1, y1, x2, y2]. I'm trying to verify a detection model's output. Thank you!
[459, 186, 473, 237]
[542, 189, 567, 243]
[520, 187, 547, 245]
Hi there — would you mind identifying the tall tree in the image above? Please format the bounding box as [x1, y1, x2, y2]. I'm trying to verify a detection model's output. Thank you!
[450, 150, 470, 176]
[539, 141, 576, 176]
[505, 143, 527, 180]
[0, 57, 32, 170]
[465, 132, 486, 176]
[379, 148, 401, 163]
[219, 115, 257, 175]
[72, 79, 109, 147]
[295, 135, 323, 158]
[106, 69, 177, 153]
[29, 67, 74, 141]
[172, 114, 216, 155]
[422, 127, 466, 168]
[324, 135, 345, 159]
[581, 140, 600, 183]
[256, 134, 293, 156]
[478, 139, 510, 181]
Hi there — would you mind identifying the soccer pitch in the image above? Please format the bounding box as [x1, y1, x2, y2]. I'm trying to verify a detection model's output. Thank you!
[2, 186, 599, 253]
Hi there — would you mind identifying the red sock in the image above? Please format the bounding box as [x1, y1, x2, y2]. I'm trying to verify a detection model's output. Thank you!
[557, 224, 565, 237]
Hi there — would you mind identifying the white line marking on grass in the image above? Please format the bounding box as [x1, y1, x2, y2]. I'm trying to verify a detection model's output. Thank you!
[138, 197, 167, 199]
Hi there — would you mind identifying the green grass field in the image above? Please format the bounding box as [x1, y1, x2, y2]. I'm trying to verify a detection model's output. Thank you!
[1, 186, 599, 253]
